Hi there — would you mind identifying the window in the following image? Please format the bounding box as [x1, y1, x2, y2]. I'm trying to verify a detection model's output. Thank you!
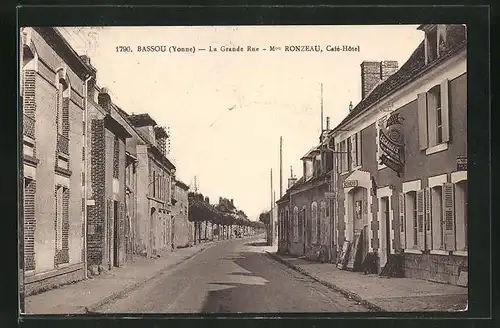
[293, 207, 299, 242]
[418, 80, 450, 152]
[152, 171, 156, 197]
[340, 140, 348, 173]
[351, 132, 362, 169]
[404, 191, 418, 248]
[113, 137, 119, 178]
[311, 202, 318, 244]
[455, 180, 467, 250]
[431, 186, 444, 250]
[426, 28, 438, 63]
[320, 201, 326, 244]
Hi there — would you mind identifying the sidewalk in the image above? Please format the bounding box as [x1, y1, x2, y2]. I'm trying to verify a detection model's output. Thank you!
[266, 252, 468, 312]
[24, 242, 214, 314]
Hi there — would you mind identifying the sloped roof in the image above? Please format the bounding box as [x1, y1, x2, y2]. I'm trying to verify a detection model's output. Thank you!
[331, 28, 466, 134]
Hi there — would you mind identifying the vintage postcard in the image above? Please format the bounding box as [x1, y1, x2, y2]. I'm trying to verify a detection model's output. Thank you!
[19, 24, 468, 314]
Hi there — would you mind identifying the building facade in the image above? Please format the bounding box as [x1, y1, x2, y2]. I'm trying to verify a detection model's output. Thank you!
[329, 24, 467, 284]
[21, 27, 92, 295]
[172, 180, 191, 248]
[127, 114, 176, 257]
[84, 82, 144, 271]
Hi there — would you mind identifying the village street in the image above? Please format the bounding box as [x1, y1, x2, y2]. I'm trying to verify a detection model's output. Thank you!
[95, 236, 369, 313]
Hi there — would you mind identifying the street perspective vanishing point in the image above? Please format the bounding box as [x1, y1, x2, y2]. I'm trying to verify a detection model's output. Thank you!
[19, 24, 468, 315]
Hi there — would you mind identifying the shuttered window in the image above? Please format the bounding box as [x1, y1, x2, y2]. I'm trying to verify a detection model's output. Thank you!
[418, 80, 450, 151]
[416, 190, 425, 250]
[424, 187, 433, 251]
[443, 182, 456, 250]
[311, 202, 318, 244]
[293, 207, 299, 242]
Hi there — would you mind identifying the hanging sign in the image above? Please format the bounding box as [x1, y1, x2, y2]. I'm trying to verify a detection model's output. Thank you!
[343, 180, 358, 188]
[457, 156, 467, 171]
[379, 112, 405, 177]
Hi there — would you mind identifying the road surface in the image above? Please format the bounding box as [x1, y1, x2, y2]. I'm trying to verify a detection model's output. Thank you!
[97, 237, 371, 313]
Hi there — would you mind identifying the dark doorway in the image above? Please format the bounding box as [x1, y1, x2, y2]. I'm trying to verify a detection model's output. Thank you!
[113, 200, 119, 267]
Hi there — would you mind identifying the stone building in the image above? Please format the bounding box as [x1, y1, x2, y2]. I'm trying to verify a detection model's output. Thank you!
[328, 24, 467, 284]
[83, 80, 144, 271]
[125, 114, 176, 257]
[276, 133, 335, 262]
[20, 27, 93, 295]
[172, 180, 191, 248]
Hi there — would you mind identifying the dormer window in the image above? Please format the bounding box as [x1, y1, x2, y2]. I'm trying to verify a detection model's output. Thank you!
[419, 24, 458, 64]
[426, 28, 438, 63]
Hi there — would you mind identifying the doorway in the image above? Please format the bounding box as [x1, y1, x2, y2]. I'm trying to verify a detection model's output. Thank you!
[150, 207, 156, 256]
[380, 196, 391, 268]
[113, 200, 119, 267]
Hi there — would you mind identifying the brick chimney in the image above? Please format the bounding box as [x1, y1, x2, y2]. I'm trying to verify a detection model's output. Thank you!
[230, 199, 234, 206]
[326, 116, 330, 130]
[361, 61, 381, 99]
[288, 177, 297, 189]
[219, 197, 223, 204]
[361, 61, 399, 99]
[98, 87, 112, 113]
[380, 61, 399, 81]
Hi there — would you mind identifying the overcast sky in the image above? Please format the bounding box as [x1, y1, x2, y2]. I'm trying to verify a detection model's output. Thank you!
[58, 25, 423, 220]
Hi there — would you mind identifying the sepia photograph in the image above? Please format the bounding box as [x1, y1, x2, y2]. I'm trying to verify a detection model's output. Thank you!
[19, 23, 468, 315]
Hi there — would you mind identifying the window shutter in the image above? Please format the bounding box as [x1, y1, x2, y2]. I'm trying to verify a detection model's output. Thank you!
[441, 79, 450, 142]
[427, 89, 438, 147]
[347, 137, 352, 170]
[357, 133, 362, 166]
[416, 190, 425, 250]
[417, 93, 428, 150]
[399, 193, 406, 249]
[443, 182, 456, 250]
[424, 187, 433, 251]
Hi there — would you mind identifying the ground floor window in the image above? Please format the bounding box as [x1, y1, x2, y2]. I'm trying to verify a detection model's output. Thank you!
[404, 191, 418, 249]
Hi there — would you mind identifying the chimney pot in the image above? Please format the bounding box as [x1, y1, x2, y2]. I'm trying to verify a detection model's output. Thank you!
[349, 101, 353, 112]
[326, 117, 330, 130]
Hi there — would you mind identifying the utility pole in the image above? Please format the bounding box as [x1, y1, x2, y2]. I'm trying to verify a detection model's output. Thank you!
[270, 168, 273, 246]
[280, 136, 283, 198]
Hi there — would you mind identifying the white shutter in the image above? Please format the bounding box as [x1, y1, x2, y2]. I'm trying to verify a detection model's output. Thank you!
[357, 133, 362, 166]
[424, 187, 433, 251]
[418, 93, 428, 150]
[399, 193, 406, 249]
[441, 79, 450, 142]
[443, 183, 456, 250]
[416, 190, 425, 250]
[427, 89, 438, 147]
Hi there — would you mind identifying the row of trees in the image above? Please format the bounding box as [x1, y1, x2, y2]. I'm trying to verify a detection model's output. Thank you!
[188, 192, 265, 244]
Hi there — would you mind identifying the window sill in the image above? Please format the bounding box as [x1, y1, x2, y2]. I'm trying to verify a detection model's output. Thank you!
[453, 250, 468, 257]
[23, 154, 39, 167]
[425, 142, 448, 155]
[404, 248, 423, 254]
[23, 135, 36, 146]
[55, 166, 72, 177]
[430, 249, 450, 256]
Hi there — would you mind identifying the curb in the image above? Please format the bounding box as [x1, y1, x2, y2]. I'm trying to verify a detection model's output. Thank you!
[265, 251, 386, 312]
[82, 246, 208, 313]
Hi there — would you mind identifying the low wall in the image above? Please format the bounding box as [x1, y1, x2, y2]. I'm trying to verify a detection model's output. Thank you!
[24, 262, 85, 296]
[404, 252, 468, 286]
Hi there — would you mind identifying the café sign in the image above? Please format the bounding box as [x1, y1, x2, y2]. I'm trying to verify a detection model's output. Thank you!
[343, 180, 358, 188]
[379, 112, 405, 177]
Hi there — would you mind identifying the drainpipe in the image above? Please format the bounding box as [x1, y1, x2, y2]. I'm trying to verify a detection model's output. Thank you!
[83, 74, 92, 279]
